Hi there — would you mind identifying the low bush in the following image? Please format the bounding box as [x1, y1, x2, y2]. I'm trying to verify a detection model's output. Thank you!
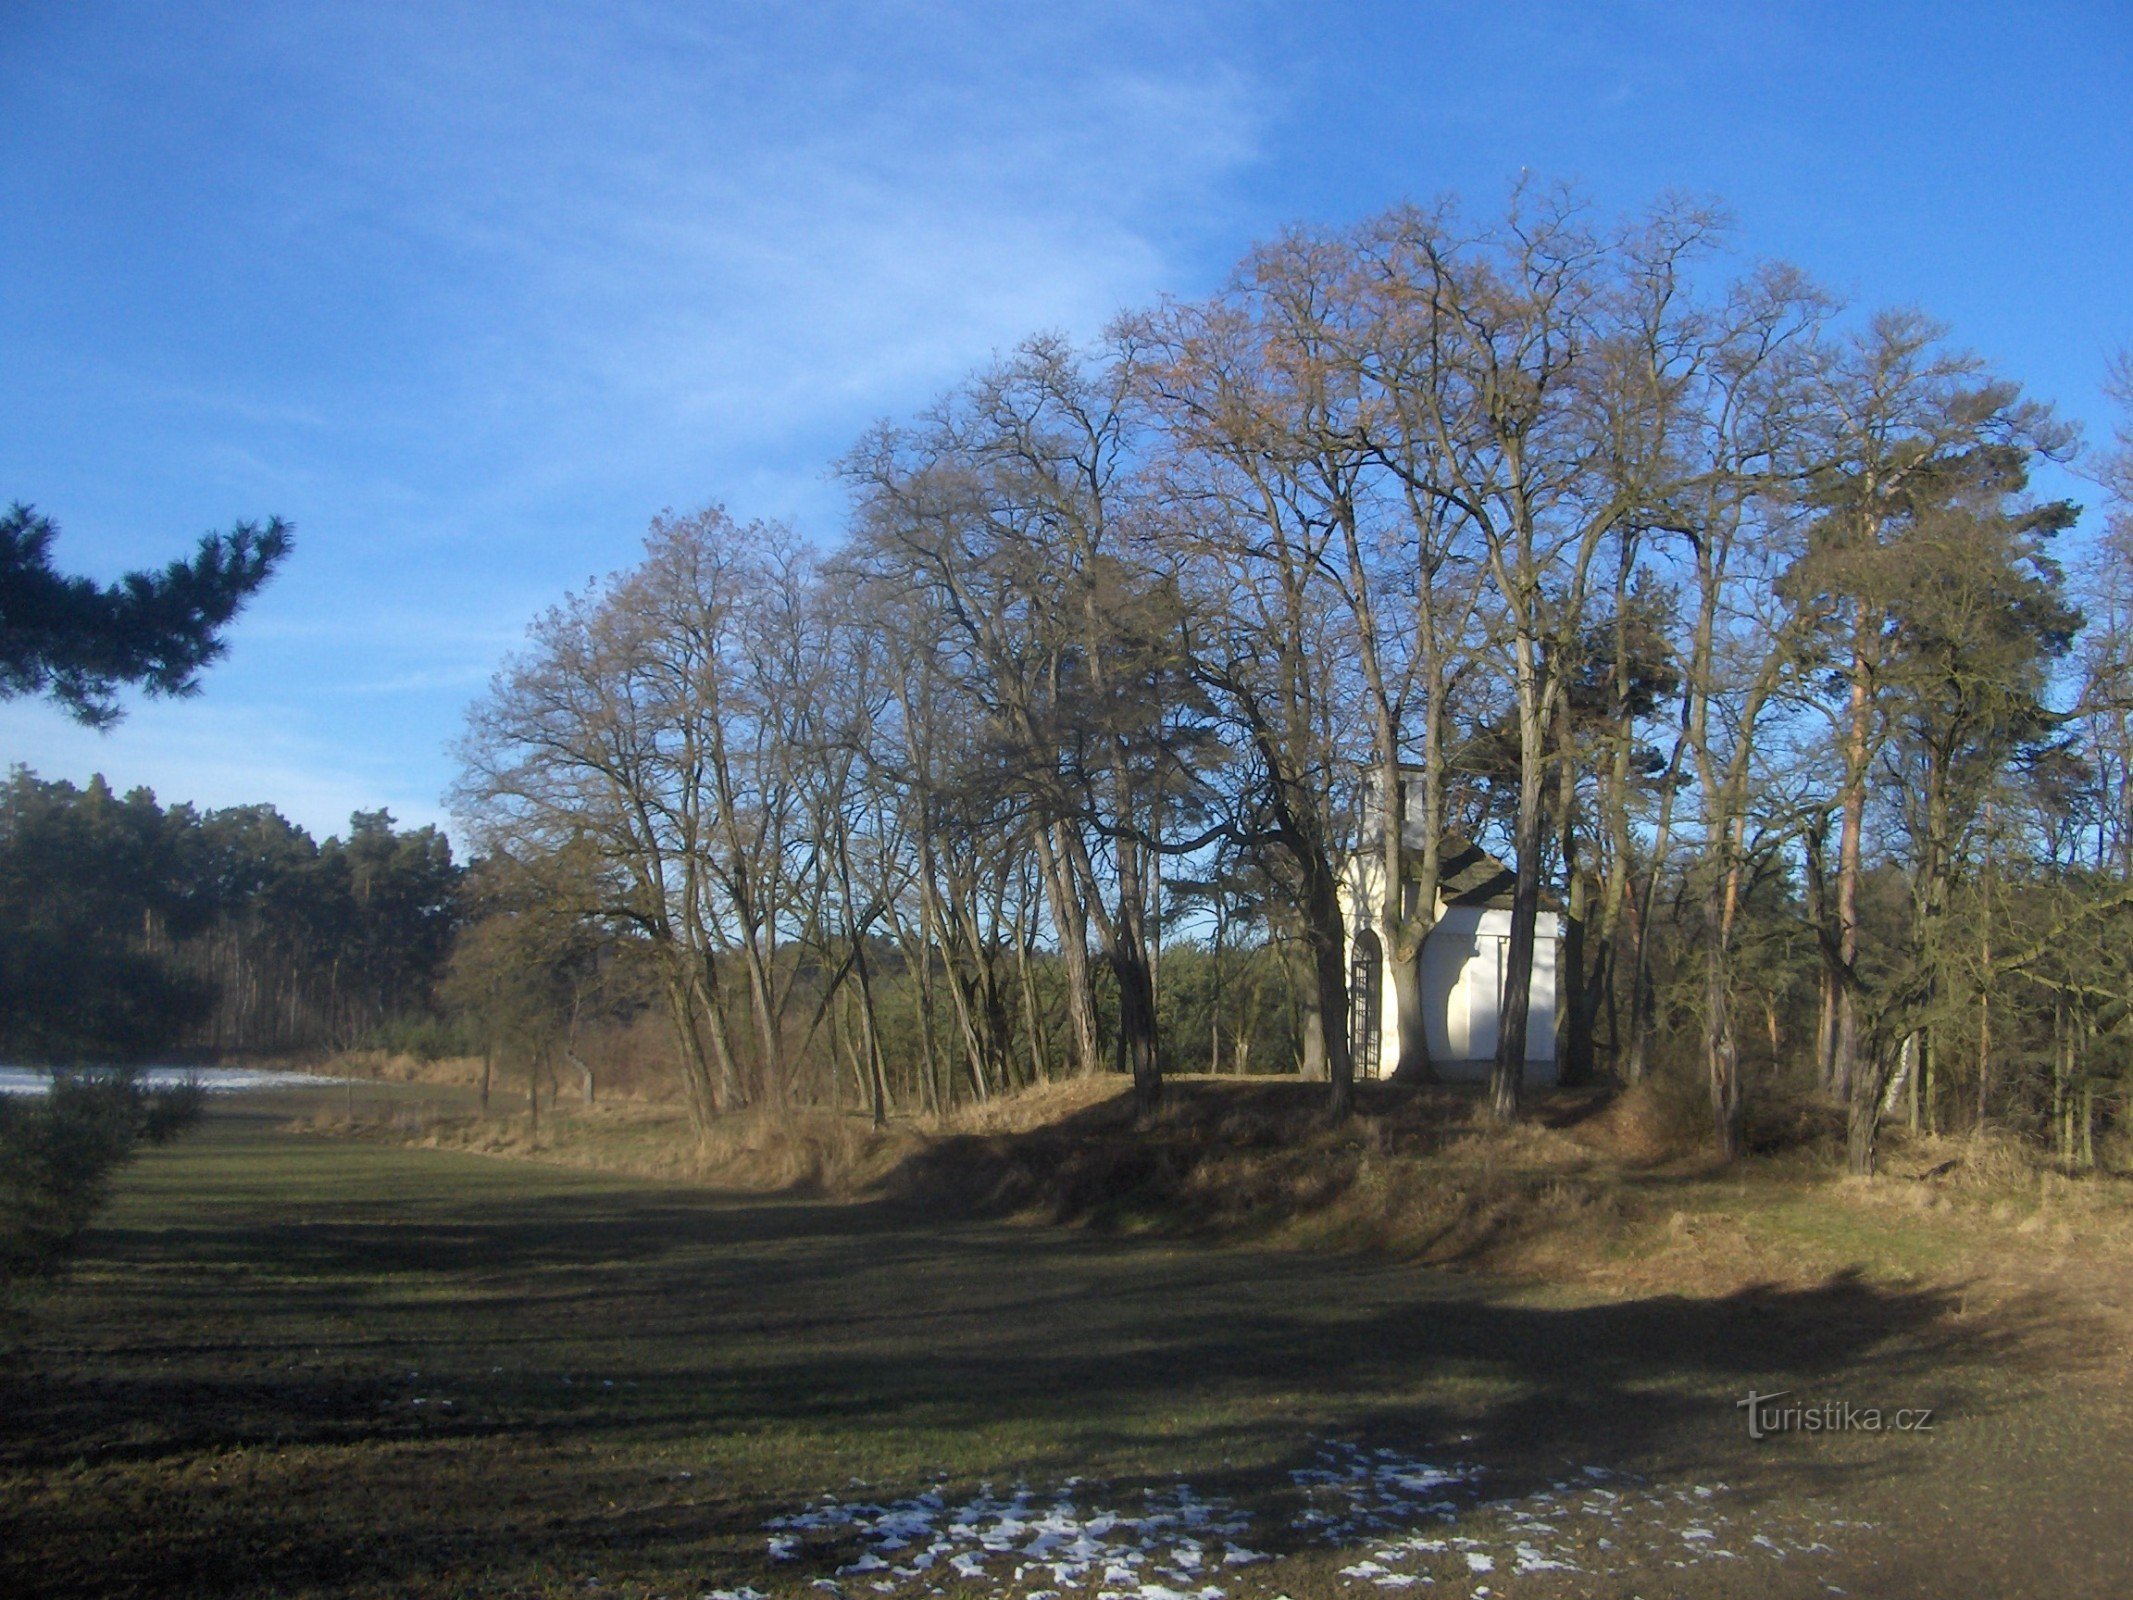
[359, 1013, 477, 1063]
[0, 1071, 204, 1282]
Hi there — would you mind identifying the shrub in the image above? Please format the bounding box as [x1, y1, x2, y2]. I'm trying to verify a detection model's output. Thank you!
[0, 1071, 203, 1282]
[360, 1013, 475, 1062]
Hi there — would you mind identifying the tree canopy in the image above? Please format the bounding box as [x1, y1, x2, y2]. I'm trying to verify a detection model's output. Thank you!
[448, 190, 2133, 1177]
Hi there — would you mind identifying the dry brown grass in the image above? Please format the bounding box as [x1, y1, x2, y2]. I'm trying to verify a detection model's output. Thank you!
[315, 1068, 2133, 1307]
[874, 1077, 1686, 1277]
[321, 1049, 488, 1087]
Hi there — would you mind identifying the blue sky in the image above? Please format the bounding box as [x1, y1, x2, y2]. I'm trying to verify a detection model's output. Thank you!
[3, 1, 2128, 843]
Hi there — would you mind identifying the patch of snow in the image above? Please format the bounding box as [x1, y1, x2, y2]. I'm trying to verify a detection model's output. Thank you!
[759, 1444, 1860, 1596]
[0, 1065, 352, 1096]
[1511, 1544, 1574, 1574]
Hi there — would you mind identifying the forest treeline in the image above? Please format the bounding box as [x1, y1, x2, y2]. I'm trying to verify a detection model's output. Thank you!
[449, 190, 2133, 1176]
[0, 769, 459, 1061]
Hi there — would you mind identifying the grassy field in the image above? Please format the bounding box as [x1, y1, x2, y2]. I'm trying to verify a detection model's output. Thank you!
[4, 1087, 2132, 1598]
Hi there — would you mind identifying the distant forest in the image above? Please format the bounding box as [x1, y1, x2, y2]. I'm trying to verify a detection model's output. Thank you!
[0, 769, 458, 1062]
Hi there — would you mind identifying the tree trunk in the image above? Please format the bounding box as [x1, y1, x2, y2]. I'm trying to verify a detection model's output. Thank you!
[1833, 645, 1874, 1103]
[894, 920, 941, 1117]
[1386, 953, 1434, 1085]
[1624, 728, 1690, 1088]
[1885, 1033, 1919, 1123]
[1704, 876, 1743, 1161]
[1917, 1028, 1933, 1135]
[1555, 702, 1596, 1087]
[1559, 867, 1594, 1086]
[853, 933, 890, 1129]
[1113, 944, 1162, 1114]
[1299, 983, 1327, 1081]
[662, 972, 723, 1140]
[1077, 818, 1164, 1113]
[739, 932, 785, 1108]
[1301, 859, 1356, 1119]
[1976, 946, 1992, 1131]
[1013, 915, 1052, 1088]
[1039, 824, 1103, 1078]
[1846, 1044, 1890, 1176]
[1624, 871, 1658, 1083]
[1816, 968, 1838, 1092]
[1491, 675, 1549, 1123]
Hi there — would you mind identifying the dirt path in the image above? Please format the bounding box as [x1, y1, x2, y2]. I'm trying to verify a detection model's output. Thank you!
[2, 1100, 2129, 1598]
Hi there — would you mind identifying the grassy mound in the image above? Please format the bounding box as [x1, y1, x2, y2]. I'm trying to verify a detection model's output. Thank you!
[313, 1068, 2133, 1303]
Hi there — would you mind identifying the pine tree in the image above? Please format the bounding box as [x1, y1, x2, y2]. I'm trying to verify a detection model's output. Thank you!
[1, 502, 291, 728]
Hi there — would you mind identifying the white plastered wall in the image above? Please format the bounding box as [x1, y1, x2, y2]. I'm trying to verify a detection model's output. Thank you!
[1418, 905, 1559, 1085]
[1342, 866, 1560, 1086]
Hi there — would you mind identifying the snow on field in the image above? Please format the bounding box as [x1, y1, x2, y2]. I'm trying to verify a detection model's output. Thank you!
[1302, 1443, 1866, 1592]
[751, 1439, 1865, 1598]
[766, 1479, 1256, 1598]
[1290, 1441, 1476, 1537]
[0, 1065, 345, 1096]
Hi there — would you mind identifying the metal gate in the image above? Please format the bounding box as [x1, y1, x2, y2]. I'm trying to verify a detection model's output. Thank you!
[1348, 928, 1383, 1079]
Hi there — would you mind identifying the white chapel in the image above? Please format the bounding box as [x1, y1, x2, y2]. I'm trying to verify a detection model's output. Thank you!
[1340, 799, 1561, 1085]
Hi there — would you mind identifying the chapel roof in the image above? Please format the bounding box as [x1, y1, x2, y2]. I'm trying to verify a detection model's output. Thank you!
[1435, 834, 1519, 908]
[1360, 770, 1558, 912]
[1401, 833, 1561, 913]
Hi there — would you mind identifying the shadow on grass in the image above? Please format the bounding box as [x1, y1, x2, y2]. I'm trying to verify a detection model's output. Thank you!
[0, 1113, 2082, 1599]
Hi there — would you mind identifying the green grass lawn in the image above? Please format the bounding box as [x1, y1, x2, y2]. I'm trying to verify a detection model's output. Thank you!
[3, 1094, 2129, 1599]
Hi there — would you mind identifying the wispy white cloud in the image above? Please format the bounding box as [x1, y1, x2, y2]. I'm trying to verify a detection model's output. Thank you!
[278, 6, 1261, 459]
[3, 3, 1271, 825]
